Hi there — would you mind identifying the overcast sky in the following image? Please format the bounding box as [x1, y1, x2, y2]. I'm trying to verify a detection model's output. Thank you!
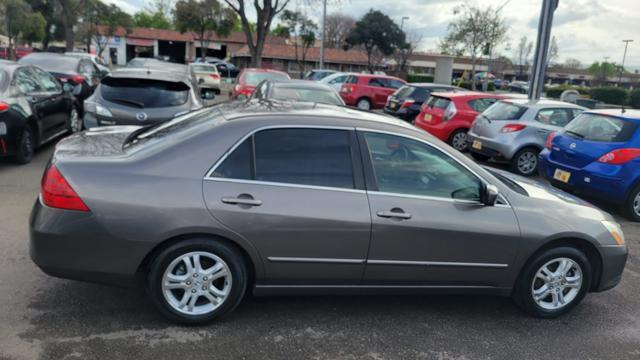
[106, 0, 640, 69]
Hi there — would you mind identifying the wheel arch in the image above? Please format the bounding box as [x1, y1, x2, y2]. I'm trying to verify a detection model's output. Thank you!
[25, 116, 41, 146]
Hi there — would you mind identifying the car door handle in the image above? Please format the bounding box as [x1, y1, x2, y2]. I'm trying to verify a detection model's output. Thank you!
[376, 209, 412, 219]
[221, 196, 262, 206]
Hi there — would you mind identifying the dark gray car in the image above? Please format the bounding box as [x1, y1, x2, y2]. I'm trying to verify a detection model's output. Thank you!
[83, 66, 203, 128]
[30, 100, 627, 324]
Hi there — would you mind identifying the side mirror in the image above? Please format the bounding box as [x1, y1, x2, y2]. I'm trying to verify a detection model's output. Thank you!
[482, 184, 500, 206]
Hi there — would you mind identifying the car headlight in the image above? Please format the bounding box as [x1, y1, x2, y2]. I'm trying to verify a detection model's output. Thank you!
[601, 220, 625, 245]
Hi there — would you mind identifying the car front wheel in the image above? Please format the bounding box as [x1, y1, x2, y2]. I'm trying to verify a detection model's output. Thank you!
[513, 246, 591, 318]
[147, 238, 247, 324]
[356, 98, 371, 110]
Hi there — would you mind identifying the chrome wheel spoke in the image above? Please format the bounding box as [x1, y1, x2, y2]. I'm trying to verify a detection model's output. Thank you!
[531, 257, 583, 311]
[533, 284, 550, 301]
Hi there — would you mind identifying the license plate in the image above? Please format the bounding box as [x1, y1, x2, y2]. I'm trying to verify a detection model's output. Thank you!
[472, 140, 482, 150]
[423, 114, 432, 122]
[553, 169, 571, 183]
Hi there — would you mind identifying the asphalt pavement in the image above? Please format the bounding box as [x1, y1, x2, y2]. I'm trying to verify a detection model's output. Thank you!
[1, 109, 640, 359]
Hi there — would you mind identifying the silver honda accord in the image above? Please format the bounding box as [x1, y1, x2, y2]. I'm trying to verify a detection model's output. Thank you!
[30, 100, 627, 324]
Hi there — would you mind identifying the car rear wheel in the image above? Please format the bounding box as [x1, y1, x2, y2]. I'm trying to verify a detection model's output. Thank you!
[448, 129, 468, 152]
[147, 238, 247, 324]
[14, 125, 35, 164]
[513, 246, 591, 318]
[510, 147, 539, 176]
[624, 183, 640, 222]
[470, 151, 490, 162]
[356, 98, 371, 110]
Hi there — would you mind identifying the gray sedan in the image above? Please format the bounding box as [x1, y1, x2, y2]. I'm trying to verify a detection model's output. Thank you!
[467, 99, 586, 176]
[30, 100, 627, 324]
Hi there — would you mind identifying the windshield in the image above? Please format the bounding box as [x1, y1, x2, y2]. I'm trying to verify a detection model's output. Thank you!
[243, 71, 289, 86]
[20, 55, 78, 72]
[483, 101, 526, 120]
[191, 65, 217, 73]
[101, 77, 190, 108]
[564, 113, 638, 142]
[270, 87, 344, 105]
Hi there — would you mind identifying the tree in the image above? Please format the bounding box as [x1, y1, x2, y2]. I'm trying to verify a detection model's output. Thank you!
[134, 0, 173, 29]
[548, 36, 559, 66]
[513, 36, 533, 79]
[175, 0, 237, 59]
[271, 23, 289, 37]
[323, 13, 355, 49]
[79, 1, 133, 57]
[394, 31, 422, 73]
[439, 1, 508, 89]
[345, 9, 406, 73]
[588, 61, 620, 86]
[57, 0, 88, 51]
[25, 0, 64, 49]
[280, 9, 317, 78]
[564, 58, 582, 69]
[1, 0, 46, 58]
[223, 0, 290, 67]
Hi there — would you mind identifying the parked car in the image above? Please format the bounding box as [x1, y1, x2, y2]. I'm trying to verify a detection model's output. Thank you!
[19, 52, 106, 120]
[0, 60, 78, 164]
[230, 68, 290, 100]
[413, 92, 508, 152]
[195, 58, 240, 78]
[30, 100, 627, 324]
[509, 81, 530, 94]
[318, 72, 352, 92]
[0, 46, 33, 60]
[539, 109, 640, 220]
[127, 57, 166, 68]
[189, 63, 221, 96]
[339, 74, 406, 110]
[64, 52, 110, 74]
[467, 99, 586, 176]
[384, 83, 466, 122]
[303, 69, 337, 81]
[250, 80, 345, 106]
[83, 67, 203, 128]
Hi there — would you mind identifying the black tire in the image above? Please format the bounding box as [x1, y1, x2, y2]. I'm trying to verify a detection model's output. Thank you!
[470, 151, 490, 162]
[14, 125, 35, 164]
[356, 98, 372, 110]
[510, 147, 540, 176]
[623, 183, 640, 222]
[513, 246, 592, 318]
[147, 238, 248, 325]
[448, 129, 469, 152]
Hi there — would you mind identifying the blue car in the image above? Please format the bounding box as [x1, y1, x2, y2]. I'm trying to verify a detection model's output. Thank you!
[539, 109, 640, 220]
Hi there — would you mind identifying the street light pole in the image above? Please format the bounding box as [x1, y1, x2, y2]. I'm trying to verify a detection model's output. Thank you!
[400, 16, 409, 31]
[528, 0, 559, 100]
[619, 40, 633, 86]
[319, 0, 327, 69]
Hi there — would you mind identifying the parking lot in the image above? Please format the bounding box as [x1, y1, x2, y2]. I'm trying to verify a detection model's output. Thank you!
[1, 137, 640, 360]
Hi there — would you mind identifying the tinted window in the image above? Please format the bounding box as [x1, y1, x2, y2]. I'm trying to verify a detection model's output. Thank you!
[20, 55, 78, 73]
[394, 86, 414, 99]
[387, 79, 405, 89]
[564, 113, 638, 142]
[484, 101, 526, 120]
[243, 71, 289, 86]
[32, 67, 61, 92]
[368, 78, 385, 87]
[468, 98, 497, 113]
[13, 68, 43, 94]
[536, 108, 571, 127]
[101, 77, 190, 108]
[212, 137, 252, 180]
[254, 128, 354, 189]
[364, 132, 481, 200]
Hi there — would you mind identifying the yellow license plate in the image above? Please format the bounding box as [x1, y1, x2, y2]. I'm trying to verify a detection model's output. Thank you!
[553, 169, 571, 183]
[423, 114, 432, 121]
[472, 140, 482, 150]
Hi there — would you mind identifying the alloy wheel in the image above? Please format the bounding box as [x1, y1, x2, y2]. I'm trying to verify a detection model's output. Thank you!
[531, 257, 583, 311]
[357, 99, 371, 110]
[633, 191, 640, 217]
[162, 251, 232, 316]
[517, 151, 537, 175]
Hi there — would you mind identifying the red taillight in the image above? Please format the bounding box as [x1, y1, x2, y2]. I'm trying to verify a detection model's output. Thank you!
[341, 85, 354, 93]
[41, 165, 89, 212]
[71, 75, 86, 84]
[545, 131, 557, 150]
[597, 148, 640, 165]
[210, 73, 220, 79]
[0, 102, 8, 112]
[500, 124, 527, 133]
[401, 99, 415, 108]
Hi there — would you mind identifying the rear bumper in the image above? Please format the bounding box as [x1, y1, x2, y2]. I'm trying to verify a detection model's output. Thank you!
[29, 199, 150, 287]
[383, 107, 418, 121]
[466, 131, 518, 160]
[414, 118, 456, 143]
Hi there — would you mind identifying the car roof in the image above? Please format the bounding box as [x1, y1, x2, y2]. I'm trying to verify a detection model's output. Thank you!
[107, 67, 191, 83]
[586, 108, 640, 121]
[502, 98, 585, 109]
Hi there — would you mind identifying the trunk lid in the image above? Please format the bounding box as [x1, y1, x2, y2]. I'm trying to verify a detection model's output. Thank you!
[470, 100, 527, 138]
[550, 133, 614, 168]
[52, 126, 138, 160]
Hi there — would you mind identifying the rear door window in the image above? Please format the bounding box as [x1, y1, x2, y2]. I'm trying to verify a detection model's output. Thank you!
[368, 78, 385, 87]
[101, 77, 190, 108]
[564, 113, 638, 142]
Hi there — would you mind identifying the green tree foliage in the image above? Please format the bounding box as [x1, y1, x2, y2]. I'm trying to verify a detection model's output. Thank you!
[1, 0, 46, 57]
[629, 89, 640, 109]
[588, 61, 622, 86]
[345, 9, 407, 73]
[134, 11, 173, 29]
[174, 0, 237, 59]
[76, 0, 132, 56]
[271, 23, 289, 37]
[25, 0, 64, 48]
[280, 9, 317, 78]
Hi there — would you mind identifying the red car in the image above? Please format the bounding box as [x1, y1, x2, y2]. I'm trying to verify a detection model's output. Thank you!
[230, 68, 290, 100]
[0, 46, 33, 60]
[339, 74, 406, 110]
[413, 92, 508, 152]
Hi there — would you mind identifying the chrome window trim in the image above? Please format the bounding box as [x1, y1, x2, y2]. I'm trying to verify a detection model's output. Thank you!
[367, 259, 508, 268]
[204, 177, 366, 194]
[368, 190, 510, 208]
[267, 257, 365, 264]
[357, 127, 512, 208]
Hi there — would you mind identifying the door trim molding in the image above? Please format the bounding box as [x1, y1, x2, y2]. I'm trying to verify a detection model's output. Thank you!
[267, 257, 366, 264]
[367, 259, 509, 268]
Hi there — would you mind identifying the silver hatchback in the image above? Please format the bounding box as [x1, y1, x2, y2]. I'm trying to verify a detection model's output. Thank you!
[467, 99, 586, 176]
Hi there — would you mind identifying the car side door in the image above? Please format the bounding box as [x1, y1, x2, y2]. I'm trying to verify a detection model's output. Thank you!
[367, 78, 387, 107]
[31, 66, 70, 134]
[203, 126, 371, 286]
[359, 130, 520, 288]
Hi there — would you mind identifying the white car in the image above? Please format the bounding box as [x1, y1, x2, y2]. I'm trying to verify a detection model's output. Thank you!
[64, 52, 110, 74]
[318, 72, 354, 93]
[189, 63, 221, 95]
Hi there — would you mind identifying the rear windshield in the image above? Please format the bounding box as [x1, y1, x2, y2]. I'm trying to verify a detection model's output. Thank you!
[101, 77, 190, 108]
[483, 101, 526, 120]
[20, 56, 78, 72]
[271, 87, 343, 105]
[564, 113, 638, 142]
[191, 65, 216, 73]
[243, 72, 289, 86]
[426, 96, 451, 110]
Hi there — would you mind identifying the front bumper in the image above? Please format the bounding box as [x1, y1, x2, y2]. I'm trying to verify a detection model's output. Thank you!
[596, 244, 628, 292]
[466, 131, 519, 160]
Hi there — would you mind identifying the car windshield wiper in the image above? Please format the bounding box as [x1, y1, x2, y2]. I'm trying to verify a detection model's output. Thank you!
[110, 98, 145, 108]
[564, 130, 584, 139]
[122, 119, 171, 148]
